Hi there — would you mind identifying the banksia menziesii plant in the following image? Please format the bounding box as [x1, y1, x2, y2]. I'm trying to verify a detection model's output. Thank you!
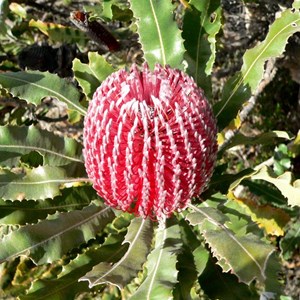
[83, 63, 218, 220]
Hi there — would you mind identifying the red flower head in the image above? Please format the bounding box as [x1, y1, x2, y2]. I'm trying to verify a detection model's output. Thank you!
[83, 64, 218, 220]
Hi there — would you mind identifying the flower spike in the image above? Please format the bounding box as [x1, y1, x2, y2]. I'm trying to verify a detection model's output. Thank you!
[83, 64, 218, 220]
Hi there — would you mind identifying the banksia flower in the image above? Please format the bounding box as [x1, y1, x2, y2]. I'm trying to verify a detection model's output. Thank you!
[83, 64, 218, 220]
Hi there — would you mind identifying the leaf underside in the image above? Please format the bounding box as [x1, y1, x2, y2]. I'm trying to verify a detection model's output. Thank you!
[130, 218, 182, 300]
[229, 166, 300, 208]
[80, 217, 154, 289]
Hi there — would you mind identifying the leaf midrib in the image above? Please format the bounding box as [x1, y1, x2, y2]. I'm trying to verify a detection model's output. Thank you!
[0, 206, 112, 263]
[0, 72, 87, 115]
[1, 178, 85, 185]
[189, 204, 266, 278]
[146, 226, 166, 300]
[215, 15, 300, 118]
[149, 0, 166, 65]
[0, 144, 83, 163]
[90, 218, 147, 286]
[195, 1, 210, 81]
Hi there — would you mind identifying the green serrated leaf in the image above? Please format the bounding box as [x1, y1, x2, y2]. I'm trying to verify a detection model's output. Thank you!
[129, 0, 185, 69]
[251, 166, 300, 207]
[0, 203, 115, 265]
[240, 10, 300, 91]
[178, 217, 201, 251]
[21, 278, 90, 300]
[280, 220, 300, 259]
[83, 4, 104, 19]
[101, 0, 114, 20]
[21, 151, 43, 168]
[0, 0, 9, 35]
[219, 199, 260, 238]
[174, 246, 199, 300]
[29, 19, 88, 46]
[209, 169, 255, 194]
[0, 166, 84, 201]
[220, 131, 293, 153]
[0, 165, 85, 201]
[0, 71, 86, 115]
[130, 218, 182, 300]
[88, 52, 115, 81]
[0, 125, 83, 167]
[20, 234, 127, 300]
[229, 168, 258, 192]
[198, 253, 259, 300]
[187, 206, 275, 285]
[228, 190, 290, 236]
[214, 8, 300, 130]
[294, 0, 300, 9]
[263, 252, 283, 297]
[108, 212, 134, 235]
[213, 73, 251, 131]
[183, 0, 221, 97]
[0, 186, 97, 225]
[72, 52, 115, 99]
[243, 180, 288, 208]
[9, 2, 27, 19]
[192, 245, 210, 276]
[112, 4, 133, 22]
[80, 217, 154, 289]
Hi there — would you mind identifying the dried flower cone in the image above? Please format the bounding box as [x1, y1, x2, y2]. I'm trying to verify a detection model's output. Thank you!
[83, 64, 218, 220]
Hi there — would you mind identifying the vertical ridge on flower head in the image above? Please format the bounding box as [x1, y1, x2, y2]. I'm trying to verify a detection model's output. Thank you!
[153, 116, 165, 218]
[83, 63, 218, 221]
[98, 110, 110, 199]
[138, 102, 150, 216]
[162, 115, 181, 214]
[123, 115, 139, 211]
